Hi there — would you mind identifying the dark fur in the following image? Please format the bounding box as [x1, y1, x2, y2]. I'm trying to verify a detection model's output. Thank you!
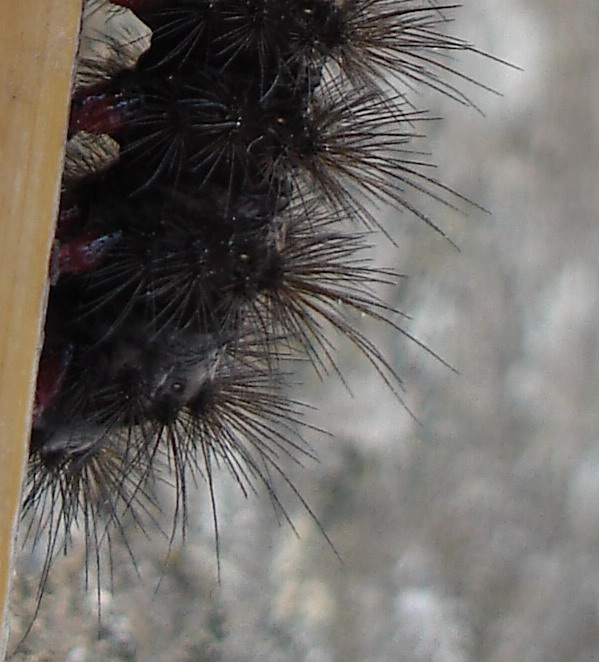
[25, 0, 501, 616]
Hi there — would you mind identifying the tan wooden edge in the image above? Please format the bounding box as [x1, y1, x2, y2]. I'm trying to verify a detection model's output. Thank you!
[0, 2, 81, 657]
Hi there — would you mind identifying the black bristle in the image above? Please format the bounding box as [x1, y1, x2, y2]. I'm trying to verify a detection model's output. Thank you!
[20, 0, 506, 627]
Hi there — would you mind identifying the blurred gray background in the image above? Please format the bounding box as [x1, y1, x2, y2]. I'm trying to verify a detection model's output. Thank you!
[9, 1, 599, 659]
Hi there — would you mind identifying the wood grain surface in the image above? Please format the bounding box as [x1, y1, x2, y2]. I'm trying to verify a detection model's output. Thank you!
[0, 1, 81, 656]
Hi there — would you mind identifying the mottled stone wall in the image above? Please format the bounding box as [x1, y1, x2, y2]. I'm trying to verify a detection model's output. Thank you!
[9, 2, 599, 660]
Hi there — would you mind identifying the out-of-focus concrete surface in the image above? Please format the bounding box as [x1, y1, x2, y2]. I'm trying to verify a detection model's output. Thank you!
[8, 1, 599, 659]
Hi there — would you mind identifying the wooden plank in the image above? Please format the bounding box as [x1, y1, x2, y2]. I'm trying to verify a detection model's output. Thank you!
[0, 1, 81, 657]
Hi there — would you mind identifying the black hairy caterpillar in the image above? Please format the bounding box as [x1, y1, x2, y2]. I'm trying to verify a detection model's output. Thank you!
[19, 0, 509, 632]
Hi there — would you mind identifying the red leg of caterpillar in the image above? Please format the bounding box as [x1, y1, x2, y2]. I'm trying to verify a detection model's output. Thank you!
[56, 232, 122, 277]
[33, 346, 74, 424]
[55, 194, 80, 239]
[69, 94, 131, 136]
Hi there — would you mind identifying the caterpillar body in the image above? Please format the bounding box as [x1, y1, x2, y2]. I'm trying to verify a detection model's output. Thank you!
[22, 0, 502, 617]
